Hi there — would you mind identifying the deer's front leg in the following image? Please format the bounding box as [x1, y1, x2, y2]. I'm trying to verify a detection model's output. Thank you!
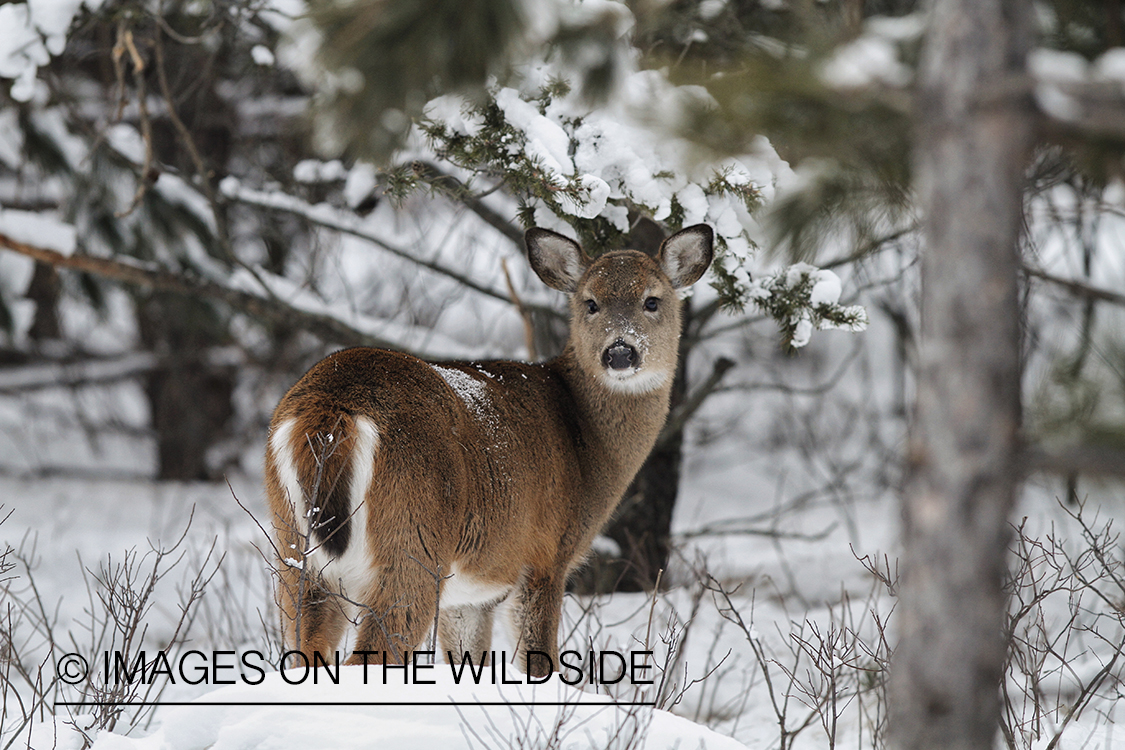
[510, 571, 566, 677]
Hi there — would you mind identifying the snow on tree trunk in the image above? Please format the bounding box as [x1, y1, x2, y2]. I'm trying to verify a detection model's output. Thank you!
[890, 1, 1034, 749]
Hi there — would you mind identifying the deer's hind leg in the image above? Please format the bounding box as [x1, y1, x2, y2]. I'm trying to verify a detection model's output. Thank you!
[347, 558, 442, 664]
[277, 564, 349, 663]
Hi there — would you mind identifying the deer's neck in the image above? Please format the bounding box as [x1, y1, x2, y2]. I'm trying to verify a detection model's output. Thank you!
[548, 345, 673, 492]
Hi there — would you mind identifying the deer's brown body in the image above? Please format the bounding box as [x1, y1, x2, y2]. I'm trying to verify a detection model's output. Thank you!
[265, 225, 713, 676]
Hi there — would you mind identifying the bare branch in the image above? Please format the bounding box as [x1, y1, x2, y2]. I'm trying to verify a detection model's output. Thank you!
[0, 352, 157, 394]
[410, 160, 526, 247]
[1022, 443, 1125, 478]
[1023, 265, 1125, 307]
[501, 257, 538, 360]
[114, 23, 157, 219]
[656, 357, 735, 448]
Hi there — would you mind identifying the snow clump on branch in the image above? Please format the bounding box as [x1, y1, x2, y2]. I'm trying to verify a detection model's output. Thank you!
[408, 54, 866, 348]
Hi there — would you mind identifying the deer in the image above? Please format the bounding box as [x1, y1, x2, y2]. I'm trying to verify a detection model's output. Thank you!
[264, 223, 713, 677]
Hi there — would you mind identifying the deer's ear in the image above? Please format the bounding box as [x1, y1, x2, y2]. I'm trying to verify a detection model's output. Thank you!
[658, 224, 714, 289]
[526, 228, 587, 293]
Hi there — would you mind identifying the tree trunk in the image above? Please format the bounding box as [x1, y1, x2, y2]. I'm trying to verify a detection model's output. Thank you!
[25, 261, 63, 342]
[890, 1, 1034, 749]
[137, 294, 235, 481]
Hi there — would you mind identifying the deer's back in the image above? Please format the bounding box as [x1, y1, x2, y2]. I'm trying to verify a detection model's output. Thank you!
[268, 347, 590, 579]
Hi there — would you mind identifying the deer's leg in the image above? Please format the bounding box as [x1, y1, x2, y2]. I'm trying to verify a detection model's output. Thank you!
[277, 564, 348, 663]
[509, 572, 565, 677]
[347, 559, 439, 665]
[439, 602, 497, 665]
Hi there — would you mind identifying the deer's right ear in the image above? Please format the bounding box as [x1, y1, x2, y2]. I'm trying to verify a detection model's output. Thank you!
[526, 228, 587, 293]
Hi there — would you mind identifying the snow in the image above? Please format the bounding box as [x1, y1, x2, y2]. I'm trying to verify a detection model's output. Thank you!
[424, 95, 484, 137]
[430, 365, 505, 443]
[3, 3, 1123, 749]
[293, 159, 349, 183]
[3, 282, 1122, 750]
[556, 173, 612, 219]
[423, 58, 783, 274]
[1028, 48, 1090, 84]
[0, 252, 35, 342]
[495, 87, 574, 182]
[820, 35, 911, 89]
[790, 315, 814, 348]
[0, 207, 78, 255]
[432, 364, 491, 410]
[698, 0, 727, 21]
[343, 162, 379, 208]
[865, 13, 926, 42]
[0, 0, 105, 100]
[809, 269, 842, 307]
[1035, 84, 1081, 122]
[0, 3, 49, 102]
[85, 668, 749, 750]
[250, 44, 275, 66]
[1093, 47, 1125, 84]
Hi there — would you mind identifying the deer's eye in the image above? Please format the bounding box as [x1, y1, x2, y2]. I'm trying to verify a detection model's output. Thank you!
[644, 297, 660, 312]
[586, 300, 599, 314]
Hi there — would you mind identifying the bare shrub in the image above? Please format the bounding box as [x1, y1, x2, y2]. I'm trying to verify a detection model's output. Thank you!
[1000, 500, 1125, 750]
[0, 511, 221, 749]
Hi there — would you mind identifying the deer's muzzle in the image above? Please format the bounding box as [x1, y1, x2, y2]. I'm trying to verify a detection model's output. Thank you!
[602, 340, 638, 371]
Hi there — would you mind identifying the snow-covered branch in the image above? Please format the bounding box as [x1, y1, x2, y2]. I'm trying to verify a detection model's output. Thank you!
[0, 232, 480, 360]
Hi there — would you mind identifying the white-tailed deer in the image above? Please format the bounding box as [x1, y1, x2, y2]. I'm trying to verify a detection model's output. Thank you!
[265, 224, 713, 676]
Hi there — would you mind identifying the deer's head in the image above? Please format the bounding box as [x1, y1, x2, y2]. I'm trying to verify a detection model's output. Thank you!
[526, 224, 714, 394]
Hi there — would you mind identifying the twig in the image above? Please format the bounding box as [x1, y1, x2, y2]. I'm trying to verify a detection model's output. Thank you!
[411, 161, 525, 247]
[655, 357, 735, 449]
[222, 181, 563, 320]
[1022, 443, 1125, 478]
[114, 24, 157, 219]
[676, 523, 838, 542]
[1023, 264, 1125, 308]
[501, 257, 538, 360]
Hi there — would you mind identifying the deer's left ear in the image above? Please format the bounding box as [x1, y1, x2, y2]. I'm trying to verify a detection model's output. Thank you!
[658, 224, 714, 289]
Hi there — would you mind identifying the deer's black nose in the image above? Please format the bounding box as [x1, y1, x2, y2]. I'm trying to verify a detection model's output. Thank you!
[602, 340, 638, 370]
